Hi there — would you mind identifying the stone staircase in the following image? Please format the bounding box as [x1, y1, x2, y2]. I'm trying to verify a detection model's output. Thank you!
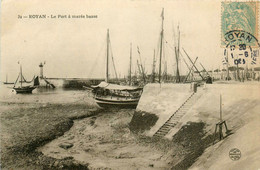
[153, 91, 201, 138]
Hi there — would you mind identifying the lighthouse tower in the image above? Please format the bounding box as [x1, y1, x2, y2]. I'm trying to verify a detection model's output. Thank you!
[39, 62, 44, 79]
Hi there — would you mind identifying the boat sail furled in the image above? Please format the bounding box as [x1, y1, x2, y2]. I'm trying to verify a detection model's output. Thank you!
[91, 29, 143, 108]
[13, 65, 39, 94]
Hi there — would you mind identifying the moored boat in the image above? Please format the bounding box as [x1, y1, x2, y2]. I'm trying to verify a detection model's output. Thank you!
[13, 65, 39, 94]
[91, 81, 143, 108]
[90, 29, 143, 108]
[13, 86, 37, 94]
[3, 74, 14, 85]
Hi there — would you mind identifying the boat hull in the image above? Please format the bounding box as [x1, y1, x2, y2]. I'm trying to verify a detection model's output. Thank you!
[94, 97, 140, 109]
[13, 87, 36, 94]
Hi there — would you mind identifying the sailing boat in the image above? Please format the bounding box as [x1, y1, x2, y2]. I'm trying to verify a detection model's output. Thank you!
[91, 29, 143, 108]
[3, 74, 14, 84]
[13, 65, 39, 93]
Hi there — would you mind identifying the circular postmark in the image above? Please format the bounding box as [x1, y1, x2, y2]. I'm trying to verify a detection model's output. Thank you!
[223, 30, 260, 67]
[229, 148, 241, 161]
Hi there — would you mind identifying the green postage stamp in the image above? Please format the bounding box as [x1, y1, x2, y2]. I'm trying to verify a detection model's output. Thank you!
[222, 1, 259, 47]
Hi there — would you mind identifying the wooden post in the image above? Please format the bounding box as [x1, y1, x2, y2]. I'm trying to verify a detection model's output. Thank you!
[213, 94, 232, 144]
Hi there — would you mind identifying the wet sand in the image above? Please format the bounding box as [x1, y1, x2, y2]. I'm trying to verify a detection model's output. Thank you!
[38, 110, 173, 169]
[0, 101, 98, 169]
[0, 94, 178, 169]
[0, 86, 98, 169]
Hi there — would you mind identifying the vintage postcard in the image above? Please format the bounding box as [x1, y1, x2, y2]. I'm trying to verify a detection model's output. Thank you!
[0, 0, 259, 169]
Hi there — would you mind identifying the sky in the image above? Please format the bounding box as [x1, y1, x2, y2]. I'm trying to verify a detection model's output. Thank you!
[1, 0, 259, 81]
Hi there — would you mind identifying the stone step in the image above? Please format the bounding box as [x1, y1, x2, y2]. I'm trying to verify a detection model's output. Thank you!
[159, 129, 170, 132]
[155, 130, 167, 134]
[159, 126, 171, 130]
[158, 127, 170, 130]
[163, 124, 175, 128]
[155, 132, 167, 136]
[166, 121, 177, 124]
[158, 129, 170, 133]
[156, 130, 167, 133]
[164, 125, 176, 128]
[169, 116, 179, 120]
[167, 120, 177, 123]
[156, 133, 167, 137]
[167, 121, 178, 124]
[165, 122, 174, 124]
[168, 120, 178, 123]
[168, 118, 178, 121]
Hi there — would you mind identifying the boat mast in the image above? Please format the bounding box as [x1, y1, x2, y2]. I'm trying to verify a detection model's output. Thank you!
[164, 61, 167, 81]
[137, 47, 146, 84]
[152, 49, 156, 83]
[137, 60, 142, 80]
[159, 8, 164, 83]
[20, 65, 23, 87]
[129, 43, 132, 85]
[106, 29, 110, 83]
[176, 26, 181, 83]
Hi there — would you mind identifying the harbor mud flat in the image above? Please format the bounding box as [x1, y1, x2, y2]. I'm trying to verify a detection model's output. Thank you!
[38, 109, 212, 169]
[0, 86, 98, 169]
[39, 110, 167, 169]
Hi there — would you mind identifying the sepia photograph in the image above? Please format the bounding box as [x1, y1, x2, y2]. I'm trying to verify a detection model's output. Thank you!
[0, 0, 259, 169]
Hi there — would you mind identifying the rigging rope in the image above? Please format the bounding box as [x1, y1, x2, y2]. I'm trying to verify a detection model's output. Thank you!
[164, 39, 187, 75]
[13, 74, 20, 87]
[109, 38, 119, 82]
[88, 39, 106, 78]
